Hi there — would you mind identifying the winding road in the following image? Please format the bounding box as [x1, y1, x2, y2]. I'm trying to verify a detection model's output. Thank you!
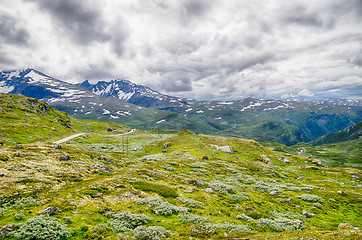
[52, 129, 136, 144]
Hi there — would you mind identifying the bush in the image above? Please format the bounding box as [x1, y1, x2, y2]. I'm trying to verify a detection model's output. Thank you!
[131, 181, 179, 198]
[107, 210, 153, 233]
[236, 213, 254, 222]
[213, 223, 251, 233]
[229, 194, 249, 202]
[135, 198, 189, 215]
[191, 224, 215, 237]
[209, 182, 236, 194]
[258, 217, 305, 232]
[133, 226, 168, 240]
[9, 215, 71, 240]
[178, 214, 212, 224]
[297, 194, 323, 202]
[177, 197, 205, 208]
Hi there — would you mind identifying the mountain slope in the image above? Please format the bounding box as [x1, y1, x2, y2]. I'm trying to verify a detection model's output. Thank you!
[1, 69, 361, 146]
[0, 101, 361, 239]
[80, 79, 192, 109]
[311, 121, 362, 145]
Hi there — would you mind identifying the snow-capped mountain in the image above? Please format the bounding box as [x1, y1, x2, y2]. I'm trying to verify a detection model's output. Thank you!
[1, 68, 361, 146]
[0, 68, 93, 102]
[79, 79, 193, 109]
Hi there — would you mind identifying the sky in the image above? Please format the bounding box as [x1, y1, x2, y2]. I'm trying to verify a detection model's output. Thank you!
[0, 0, 361, 100]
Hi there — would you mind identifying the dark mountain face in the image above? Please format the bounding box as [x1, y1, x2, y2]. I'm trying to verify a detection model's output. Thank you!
[1, 68, 361, 146]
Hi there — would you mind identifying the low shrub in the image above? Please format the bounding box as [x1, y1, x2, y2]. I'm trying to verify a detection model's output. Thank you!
[258, 217, 305, 232]
[297, 194, 323, 202]
[236, 213, 254, 222]
[177, 197, 205, 208]
[131, 181, 179, 198]
[209, 182, 236, 194]
[229, 194, 249, 202]
[107, 210, 153, 233]
[8, 215, 71, 239]
[191, 224, 215, 237]
[178, 214, 212, 224]
[135, 198, 189, 215]
[213, 223, 251, 233]
[133, 226, 168, 240]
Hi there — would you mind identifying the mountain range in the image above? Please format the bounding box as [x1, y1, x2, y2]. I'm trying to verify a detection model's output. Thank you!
[1, 68, 361, 145]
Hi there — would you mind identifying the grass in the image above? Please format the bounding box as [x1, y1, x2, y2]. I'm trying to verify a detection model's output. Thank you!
[0, 94, 361, 239]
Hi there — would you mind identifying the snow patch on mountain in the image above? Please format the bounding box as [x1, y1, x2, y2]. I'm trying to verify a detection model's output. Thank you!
[156, 119, 166, 124]
[0, 82, 14, 93]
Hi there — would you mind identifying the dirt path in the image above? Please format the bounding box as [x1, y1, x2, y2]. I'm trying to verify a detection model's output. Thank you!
[53, 133, 86, 144]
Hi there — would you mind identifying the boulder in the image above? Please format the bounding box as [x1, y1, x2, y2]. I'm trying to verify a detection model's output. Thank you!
[119, 192, 138, 199]
[338, 223, 355, 228]
[246, 207, 255, 212]
[269, 190, 279, 196]
[39, 206, 60, 215]
[14, 144, 23, 149]
[202, 155, 209, 160]
[51, 144, 62, 149]
[205, 188, 213, 193]
[283, 158, 290, 164]
[90, 164, 113, 172]
[92, 193, 103, 198]
[58, 155, 70, 161]
[210, 144, 233, 153]
[302, 209, 315, 218]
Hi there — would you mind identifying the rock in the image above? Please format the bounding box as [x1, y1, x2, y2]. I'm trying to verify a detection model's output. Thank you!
[320, 187, 326, 190]
[338, 223, 355, 228]
[185, 188, 196, 193]
[259, 155, 275, 166]
[210, 144, 233, 153]
[90, 164, 113, 172]
[51, 144, 62, 149]
[302, 209, 315, 218]
[351, 175, 360, 180]
[51, 127, 55, 130]
[115, 184, 126, 188]
[337, 190, 346, 195]
[92, 193, 103, 198]
[14, 144, 23, 149]
[69, 202, 77, 206]
[15, 152, 24, 157]
[107, 128, 113, 132]
[39, 206, 60, 215]
[1, 224, 18, 238]
[269, 190, 279, 196]
[0, 173, 5, 177]
[91, 186, 97, 190]
[246, 207, 255, 212]
[283, 158, 290, 164]
[58, 155, 70, 160]
[202, 155, 209, 160]
[205, 188, 213, 193]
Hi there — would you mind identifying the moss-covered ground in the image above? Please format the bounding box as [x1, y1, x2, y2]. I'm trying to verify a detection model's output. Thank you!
[0, 94, 361, 239]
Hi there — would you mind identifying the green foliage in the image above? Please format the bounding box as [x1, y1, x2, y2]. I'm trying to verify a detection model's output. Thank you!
[209, 181, 236, 194]
[131, 181, 179, 198]
[236, 213, 254, 222]
[178, 214, 212, 224]
[297, 194, 323, 202]
[133, 226, 168, 240]
[230, 193, 249, 202]
[258, 217, 305, 232]
[176, 197, 205, 208]
[134, 198, 189, 215]
[8, 215, 71, 240]
[107, 210, 153, 232]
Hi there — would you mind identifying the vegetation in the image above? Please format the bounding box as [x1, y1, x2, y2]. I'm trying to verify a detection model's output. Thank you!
[0, 94, 361, 239]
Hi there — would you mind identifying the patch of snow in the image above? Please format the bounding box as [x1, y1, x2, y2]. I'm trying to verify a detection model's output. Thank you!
[185, 108, 193, 112]
[0, 82, 14, 93]
[240, 102, 263, 112]
[103, 109, 110, 115]
[217, 101, 233, 105]
[169, 100, 177, 103]
[156, 119, 166, 124]
[110, 115, 119, 119]
[85, 111, 92, 115]
[196, 110, 204, 114]
[214, 117, 222, 120]
[117, 91, 134, 101]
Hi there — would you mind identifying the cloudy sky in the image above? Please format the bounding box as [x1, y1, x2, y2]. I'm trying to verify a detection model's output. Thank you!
[0, 0, 361, 100]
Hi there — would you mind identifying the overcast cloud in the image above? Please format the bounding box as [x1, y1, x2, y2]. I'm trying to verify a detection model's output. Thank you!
[0, 0, 361, 100]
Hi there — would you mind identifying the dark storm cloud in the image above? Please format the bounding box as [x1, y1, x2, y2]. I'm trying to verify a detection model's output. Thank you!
[75, 61, 115, 81]
[0, 13, 29, 46]
[0, 52, 15, 65]
[281, 5, 324, 27]
[26, 0, 111, 44]
[183, 0, 211, 17]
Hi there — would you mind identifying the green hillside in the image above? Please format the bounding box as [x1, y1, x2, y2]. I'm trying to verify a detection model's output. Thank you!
[0, 95, 361, 239]
[312, 121, 362, 145]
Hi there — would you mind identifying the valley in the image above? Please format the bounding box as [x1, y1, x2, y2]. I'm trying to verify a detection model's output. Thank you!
[0, 94, 361, 239]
